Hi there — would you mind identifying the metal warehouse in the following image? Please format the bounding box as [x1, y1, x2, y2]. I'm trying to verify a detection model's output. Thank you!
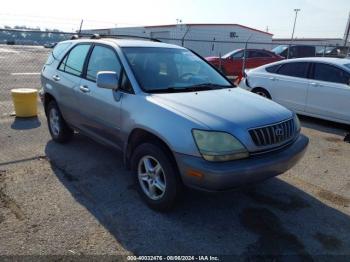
[84, 23, 273, 56]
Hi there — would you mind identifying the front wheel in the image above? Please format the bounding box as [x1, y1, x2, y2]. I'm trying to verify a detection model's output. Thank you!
[131, 143, 182, 211]
[253, 88, 271, 99]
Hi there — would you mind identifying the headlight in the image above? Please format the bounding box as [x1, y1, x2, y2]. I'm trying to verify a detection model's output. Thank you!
[294, 114, 301, 132]
[192, 130, 249, 162]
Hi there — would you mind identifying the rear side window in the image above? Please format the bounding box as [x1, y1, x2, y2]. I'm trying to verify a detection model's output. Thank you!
[248, 51, 271, 58]
[314, 63, 350, 84]
[265, 64, 281, 73]
[276, 62, 309, 78]
[86, 46, 121, 82]
[59, 44, 91, 77]
[45, 42, 72, 65]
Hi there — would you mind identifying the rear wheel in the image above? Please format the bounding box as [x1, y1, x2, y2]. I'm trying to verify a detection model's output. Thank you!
[131, 143, 182, 211]
[253, 88, 271, 99]
[47, 101, 73, 143]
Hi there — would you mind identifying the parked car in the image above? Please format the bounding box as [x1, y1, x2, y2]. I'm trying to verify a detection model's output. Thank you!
[272, 45, 316, 59]
[243, 57, 350, 125]
[40, 37, 308, 210]
[316, 46, 349, 58]
[205, 49, 283, 78]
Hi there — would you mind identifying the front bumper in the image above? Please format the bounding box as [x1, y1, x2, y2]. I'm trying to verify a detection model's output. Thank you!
[174, 134, 309, 191]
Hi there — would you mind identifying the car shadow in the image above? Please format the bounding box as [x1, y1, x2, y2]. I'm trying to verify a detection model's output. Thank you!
[299, 115, 350, 137]
[10, 116, 41, 130]
[45, 134, 350, 260]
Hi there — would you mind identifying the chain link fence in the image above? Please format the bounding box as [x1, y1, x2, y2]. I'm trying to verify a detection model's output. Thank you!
[0, 29, 349, 140]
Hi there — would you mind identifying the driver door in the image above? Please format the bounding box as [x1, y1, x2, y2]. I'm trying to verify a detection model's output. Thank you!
[77, 44, 124, 149]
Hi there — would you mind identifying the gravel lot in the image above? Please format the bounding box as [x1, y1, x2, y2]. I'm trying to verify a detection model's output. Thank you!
[1, 45, 350, 260]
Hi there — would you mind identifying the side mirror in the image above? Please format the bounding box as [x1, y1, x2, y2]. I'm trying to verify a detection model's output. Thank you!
[96, 71, 119, 90]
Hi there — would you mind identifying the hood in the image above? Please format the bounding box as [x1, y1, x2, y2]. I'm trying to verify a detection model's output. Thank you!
[149, 87, 293, 137]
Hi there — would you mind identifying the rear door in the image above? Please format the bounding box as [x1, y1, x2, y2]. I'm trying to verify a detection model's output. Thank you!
[224, 50, 244, 77]
[54, 44, 92, 123]
[269, 62, 310, 112]
[246, 50, 275, 69]
[77, 44, 124, 148]
[306, 62, 350, 122]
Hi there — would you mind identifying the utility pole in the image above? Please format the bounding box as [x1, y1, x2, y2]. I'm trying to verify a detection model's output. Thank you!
[288, 9, 301, 59]
[78, 19, 84, 35]
[344, 12, 350, 46]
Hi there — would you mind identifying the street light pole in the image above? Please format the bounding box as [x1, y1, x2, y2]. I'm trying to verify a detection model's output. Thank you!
[288, 9, 301, 59]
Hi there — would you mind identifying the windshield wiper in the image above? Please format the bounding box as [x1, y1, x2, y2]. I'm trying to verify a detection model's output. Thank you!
[147, 87, 183, 93]
[183, 83, 232, 91]
[146, 83, 232, 94]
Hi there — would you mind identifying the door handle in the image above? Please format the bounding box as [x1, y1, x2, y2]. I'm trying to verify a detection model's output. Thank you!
[52, 75, 60, 81]
[79, 85, 90, 93]
[269, 77, 277, 81]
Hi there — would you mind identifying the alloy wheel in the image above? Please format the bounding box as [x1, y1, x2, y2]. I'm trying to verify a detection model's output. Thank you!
[137, 155, 167, 200]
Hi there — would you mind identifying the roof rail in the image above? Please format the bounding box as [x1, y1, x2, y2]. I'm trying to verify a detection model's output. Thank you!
[71, 33, 162, 42]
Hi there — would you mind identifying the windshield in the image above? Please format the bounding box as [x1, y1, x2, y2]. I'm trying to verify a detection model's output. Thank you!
[272, 45, 288, 54]
[122, 47, 232, 93]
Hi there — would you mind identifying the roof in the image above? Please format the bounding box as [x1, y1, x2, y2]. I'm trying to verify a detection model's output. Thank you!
[273, 38, 344, 41]
[268, 57, 350, 69]
[65, 38, 184, 49]
[290, 57, 350, 65]
[144, 23, 273, 36]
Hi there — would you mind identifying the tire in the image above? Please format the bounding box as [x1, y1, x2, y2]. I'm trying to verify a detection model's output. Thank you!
[46, 100, 73, 143]
[130, 143, 182, 211]
[252, 88, 271, 99]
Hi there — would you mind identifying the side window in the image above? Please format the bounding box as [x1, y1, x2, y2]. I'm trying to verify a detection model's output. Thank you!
[59, 44, 90, 76]
[265, 64, 281, 73]
[120, 71, 133, 93]
[86, 46, 121, 82]
[258, 51, 273, 57]
[277, 62, 309, 78]
[45, 42, 72, 65]
[248, 51, 271, 58]
[314, 63, 350, 85]
[231, 51, 244, 59]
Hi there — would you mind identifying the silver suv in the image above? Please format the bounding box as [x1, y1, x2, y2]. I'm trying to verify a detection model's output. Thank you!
[41, 36, 309, 210]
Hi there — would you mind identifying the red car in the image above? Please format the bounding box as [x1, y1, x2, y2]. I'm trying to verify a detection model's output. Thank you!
[206, 49, 284, 80]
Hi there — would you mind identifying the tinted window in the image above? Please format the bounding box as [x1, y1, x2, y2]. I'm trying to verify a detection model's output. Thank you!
[248, 51, 271, 58]
[59, 44, 90, 76]
[277, 62, 309, 78]
[265, 64, 281, 73]
[86, 46, 121, 81]
[314, 63, 350, 84]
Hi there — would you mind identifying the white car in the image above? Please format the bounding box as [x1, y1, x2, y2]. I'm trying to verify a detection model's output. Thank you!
[243, 57, 350, 125]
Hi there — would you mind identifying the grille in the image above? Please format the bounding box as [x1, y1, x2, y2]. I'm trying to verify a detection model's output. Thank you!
[249, 118, 295, 147]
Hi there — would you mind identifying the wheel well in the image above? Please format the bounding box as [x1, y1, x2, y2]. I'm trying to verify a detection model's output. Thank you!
[44, 93, 56, 115]
[126, 129, 178, 171]
[252, 87, 271, 99]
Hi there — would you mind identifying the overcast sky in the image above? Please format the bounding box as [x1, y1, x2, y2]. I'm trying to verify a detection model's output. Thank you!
[0, 0, 349, 38]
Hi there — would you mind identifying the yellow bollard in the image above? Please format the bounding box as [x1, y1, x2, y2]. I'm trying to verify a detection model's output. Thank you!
[11, 88, 38, 117]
